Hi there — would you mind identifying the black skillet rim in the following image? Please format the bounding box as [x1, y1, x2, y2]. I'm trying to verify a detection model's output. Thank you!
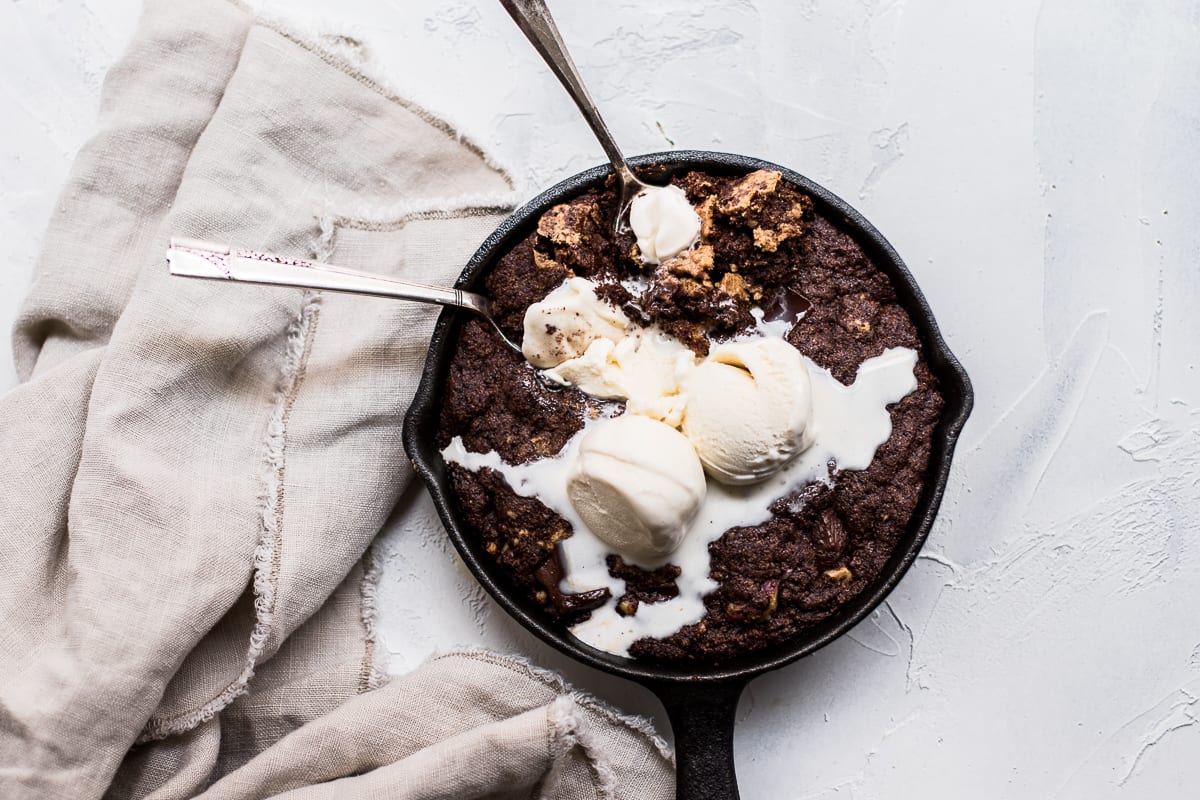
[403, 150, 973, 685]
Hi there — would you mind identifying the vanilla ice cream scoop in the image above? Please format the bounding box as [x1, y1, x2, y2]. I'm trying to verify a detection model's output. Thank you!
[629, 184, 701, 265]
[567, 415, 706, 561]
[683, 337, 813, 485]
[522, 277, 629, 368]
[547, 329, 695, 427]
[524, 277, 697, 427]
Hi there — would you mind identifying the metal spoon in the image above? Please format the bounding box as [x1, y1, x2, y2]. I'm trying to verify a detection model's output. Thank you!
[165, 237, 523, 353]
[499, 0, 653, 231]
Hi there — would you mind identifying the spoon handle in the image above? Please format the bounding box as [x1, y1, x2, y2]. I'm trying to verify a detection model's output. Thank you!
[499, 0, 639, 187]
[165, 238, 490, 317]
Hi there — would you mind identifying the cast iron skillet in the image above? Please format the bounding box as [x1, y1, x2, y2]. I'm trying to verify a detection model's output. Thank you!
[403, 150, 972, 799]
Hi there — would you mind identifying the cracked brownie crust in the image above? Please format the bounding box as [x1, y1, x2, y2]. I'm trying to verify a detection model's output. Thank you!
[437, 168, 944, 662]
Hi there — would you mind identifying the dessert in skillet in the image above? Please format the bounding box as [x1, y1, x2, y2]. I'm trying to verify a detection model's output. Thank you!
[437, 168, 944, 661]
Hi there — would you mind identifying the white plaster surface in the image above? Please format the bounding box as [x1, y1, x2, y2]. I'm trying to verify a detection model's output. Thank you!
[3, 1, 1199, 796]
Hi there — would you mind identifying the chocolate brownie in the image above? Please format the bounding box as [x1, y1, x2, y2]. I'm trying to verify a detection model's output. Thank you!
[437, 168, 944, 662]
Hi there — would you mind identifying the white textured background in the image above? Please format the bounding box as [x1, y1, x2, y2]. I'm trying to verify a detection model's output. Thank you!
[3, 1, 1198, 797]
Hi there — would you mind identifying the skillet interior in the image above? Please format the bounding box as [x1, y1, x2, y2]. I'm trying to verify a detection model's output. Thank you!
[403, 150, 973, 686]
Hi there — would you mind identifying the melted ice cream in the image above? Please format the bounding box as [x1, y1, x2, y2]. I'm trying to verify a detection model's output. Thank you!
[442, 345, 918, 657]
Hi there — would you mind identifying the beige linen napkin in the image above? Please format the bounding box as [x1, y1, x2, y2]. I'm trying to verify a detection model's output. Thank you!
[0, 1, 673, 797]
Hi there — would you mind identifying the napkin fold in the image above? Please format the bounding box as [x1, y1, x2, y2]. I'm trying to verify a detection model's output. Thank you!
[0, 1, 673, 797]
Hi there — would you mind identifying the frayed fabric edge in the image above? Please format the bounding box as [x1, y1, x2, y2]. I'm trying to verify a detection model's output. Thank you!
[358, 544, 389, 692]
[430, 647, 675, 764]
[539, 695, 619, 800]
[241, 0, 523, 193]
[133, 0, 520, 746]
[316, 192, 521, 241]
[138, 292, 322, 743]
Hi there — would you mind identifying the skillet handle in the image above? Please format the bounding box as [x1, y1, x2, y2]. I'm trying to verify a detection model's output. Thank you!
[651, 678, 748, 800]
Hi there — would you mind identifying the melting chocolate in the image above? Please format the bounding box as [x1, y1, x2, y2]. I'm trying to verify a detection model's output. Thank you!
[765, 286, 813, 322]
[535, 548, 610, 615]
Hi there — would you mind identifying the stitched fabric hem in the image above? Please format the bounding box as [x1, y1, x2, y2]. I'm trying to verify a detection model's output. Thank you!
[138, 292, 322, 742]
